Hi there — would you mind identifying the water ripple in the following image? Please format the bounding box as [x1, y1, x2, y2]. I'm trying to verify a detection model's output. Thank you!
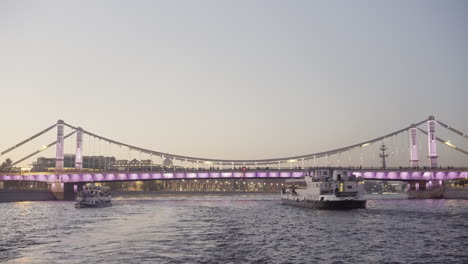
[0, 196, 467, 263]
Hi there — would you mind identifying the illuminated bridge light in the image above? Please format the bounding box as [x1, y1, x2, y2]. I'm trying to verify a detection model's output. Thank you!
[444, 141, 457, 148]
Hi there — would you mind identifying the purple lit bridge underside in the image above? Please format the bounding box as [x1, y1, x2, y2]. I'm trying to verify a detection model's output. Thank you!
[1, 170, 467, 183]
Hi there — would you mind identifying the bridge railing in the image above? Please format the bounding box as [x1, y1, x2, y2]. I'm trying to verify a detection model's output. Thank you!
[2, 166, 468, 177]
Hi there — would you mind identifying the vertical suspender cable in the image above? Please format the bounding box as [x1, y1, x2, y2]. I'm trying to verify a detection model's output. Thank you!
[92, 136, 95, 171]
[87, 134, 91, 170]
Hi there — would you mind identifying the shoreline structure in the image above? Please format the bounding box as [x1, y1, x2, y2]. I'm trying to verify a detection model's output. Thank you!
[2, 188, 468, 202]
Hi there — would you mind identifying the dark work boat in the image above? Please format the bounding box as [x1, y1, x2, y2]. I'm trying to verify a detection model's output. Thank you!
[281, 169, 366, 210]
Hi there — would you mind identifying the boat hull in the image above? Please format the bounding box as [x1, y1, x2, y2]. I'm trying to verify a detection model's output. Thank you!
[281, 198, 366, 210]
[74, 203, 112, 208]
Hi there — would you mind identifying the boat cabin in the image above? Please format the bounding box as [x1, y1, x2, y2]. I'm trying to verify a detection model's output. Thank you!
[307, 169, 359, 182]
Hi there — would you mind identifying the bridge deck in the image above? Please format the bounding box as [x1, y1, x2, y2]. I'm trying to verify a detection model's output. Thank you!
[1, 168, 467, 183]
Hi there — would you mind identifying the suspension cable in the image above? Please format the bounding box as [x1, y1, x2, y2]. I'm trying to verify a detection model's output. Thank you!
[436, 120, 468, 140]
[11, 131, 76, 166]
[61, 119, 428, 165]
[1, 123, 57, 156]
[417, 128, 468, 156]
[98, 139, 101, 170]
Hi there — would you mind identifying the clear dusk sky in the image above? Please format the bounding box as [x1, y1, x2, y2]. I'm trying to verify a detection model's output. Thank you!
[1, 0, 467, 167]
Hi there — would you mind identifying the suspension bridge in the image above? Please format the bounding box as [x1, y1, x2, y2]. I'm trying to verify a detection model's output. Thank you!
[1, 116, 467, 199]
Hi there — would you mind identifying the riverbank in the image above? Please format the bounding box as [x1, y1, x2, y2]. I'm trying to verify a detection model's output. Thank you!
[408, 186, 468, 199]
[0, 190, 279, 202]
[364, 193, 407, 200]
[2, 188, 467, 203]
[444, 187, 468, 199]
[0, 189, 56, 202]
[112, 191, 278, 199]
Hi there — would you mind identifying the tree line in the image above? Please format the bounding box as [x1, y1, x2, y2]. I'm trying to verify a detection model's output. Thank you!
[0, 158, 12, 172]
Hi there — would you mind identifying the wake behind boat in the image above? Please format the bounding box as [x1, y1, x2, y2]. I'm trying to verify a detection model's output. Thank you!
[75, 184, 112, 208]
[281, 169, 366, 210]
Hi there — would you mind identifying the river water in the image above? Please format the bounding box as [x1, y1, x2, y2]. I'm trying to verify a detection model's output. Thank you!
[1, 195, 467, 264]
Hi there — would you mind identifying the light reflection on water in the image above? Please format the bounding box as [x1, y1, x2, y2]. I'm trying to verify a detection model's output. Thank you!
[1, 195, 467, 264]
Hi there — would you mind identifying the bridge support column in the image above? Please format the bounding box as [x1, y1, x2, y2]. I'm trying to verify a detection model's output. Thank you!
[409, 127, 419, 168]
[427, 116, 438, 168]
[75, 127, 83, 170]
[55, 120, 65, 171]
[50, 182, 77, 200]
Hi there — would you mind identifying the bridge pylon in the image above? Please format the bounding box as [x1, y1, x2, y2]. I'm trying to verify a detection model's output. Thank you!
[75, 127, 83, 170]
[427, 116, 438, 168]
[409, 126, 419, 168]
[55, 120, 65, 171]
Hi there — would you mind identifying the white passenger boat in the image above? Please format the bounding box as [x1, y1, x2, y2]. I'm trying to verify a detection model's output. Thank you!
[281, 169, 366, 209]
[75, 184, 112, 208]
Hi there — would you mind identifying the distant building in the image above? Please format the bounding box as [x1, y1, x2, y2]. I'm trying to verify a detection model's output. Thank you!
[32, 157, 56, 171]
[111, 159, 161, 171]
[102, 178, 287, 192]
[32, 154, 116, 171]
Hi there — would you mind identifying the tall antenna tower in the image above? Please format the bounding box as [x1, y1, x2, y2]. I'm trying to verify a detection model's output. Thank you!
[379, 143, 388, 169]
